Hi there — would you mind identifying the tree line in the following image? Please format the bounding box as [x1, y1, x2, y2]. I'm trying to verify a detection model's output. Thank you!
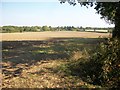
[0, 26, 113, 33]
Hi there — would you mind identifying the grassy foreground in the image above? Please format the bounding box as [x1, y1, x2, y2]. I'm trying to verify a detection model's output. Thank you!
[2, 38, 106, 88]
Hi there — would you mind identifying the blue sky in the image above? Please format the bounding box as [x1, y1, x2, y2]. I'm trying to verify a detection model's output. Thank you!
[1, 0, 114, 27]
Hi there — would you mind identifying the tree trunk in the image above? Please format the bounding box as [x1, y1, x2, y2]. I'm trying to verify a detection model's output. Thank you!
[112, 2, 120, 39]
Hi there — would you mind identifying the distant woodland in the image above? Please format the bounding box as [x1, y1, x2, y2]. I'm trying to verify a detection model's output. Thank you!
[0, 26, 113, 33]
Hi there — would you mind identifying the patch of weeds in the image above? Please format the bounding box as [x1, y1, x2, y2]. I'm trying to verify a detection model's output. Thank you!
[58, 38, 120, 88]
[58, 63, 72, 75]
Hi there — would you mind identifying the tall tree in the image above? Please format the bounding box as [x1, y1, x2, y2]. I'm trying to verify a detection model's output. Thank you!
[59, 0, 120, 38]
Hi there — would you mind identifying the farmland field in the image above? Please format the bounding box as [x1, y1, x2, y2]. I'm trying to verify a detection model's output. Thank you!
[2, 31, 110, 88]
[2, 31, 110, 41]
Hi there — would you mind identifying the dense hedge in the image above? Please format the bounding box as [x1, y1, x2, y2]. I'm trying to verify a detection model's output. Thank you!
[59, 38, 120, 88]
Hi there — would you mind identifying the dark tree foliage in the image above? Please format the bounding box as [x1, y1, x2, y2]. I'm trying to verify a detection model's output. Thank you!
[94, 2, 120, 38]
[59, 0, 120, 38]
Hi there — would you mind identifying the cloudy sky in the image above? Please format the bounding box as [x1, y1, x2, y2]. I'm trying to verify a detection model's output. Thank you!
[1, 0, 114, 27]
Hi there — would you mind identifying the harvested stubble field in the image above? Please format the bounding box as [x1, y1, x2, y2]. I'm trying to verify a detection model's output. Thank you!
[2, 31, 109, 88]
[2, 31, 110, 41]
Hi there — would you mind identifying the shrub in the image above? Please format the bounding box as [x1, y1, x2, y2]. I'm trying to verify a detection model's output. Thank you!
[98, 38, 120, 88]
[59, 38, 120, 88]
[83, 38, 120, 88]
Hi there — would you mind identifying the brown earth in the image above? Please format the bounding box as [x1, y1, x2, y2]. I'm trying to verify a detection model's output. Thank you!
[1, 31, 110, 41]
[1, 31, 108, 88]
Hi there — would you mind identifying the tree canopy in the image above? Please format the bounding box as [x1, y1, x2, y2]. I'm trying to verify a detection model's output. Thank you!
[59, 0, 120, 38]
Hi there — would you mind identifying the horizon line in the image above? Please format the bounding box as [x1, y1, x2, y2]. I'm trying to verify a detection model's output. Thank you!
[0, 25, 114, 28]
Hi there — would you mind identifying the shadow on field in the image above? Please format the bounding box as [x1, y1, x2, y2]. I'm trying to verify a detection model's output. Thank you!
[2, 38, 105, 78]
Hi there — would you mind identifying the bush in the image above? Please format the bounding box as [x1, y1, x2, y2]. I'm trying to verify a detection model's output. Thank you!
[98, 38, 120, 88]
[59, 38, 120, 88]
[85, 38, 120, 88]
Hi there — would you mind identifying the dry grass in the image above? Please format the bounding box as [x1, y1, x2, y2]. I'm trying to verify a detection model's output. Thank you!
[2, 31, 110, 41]
[2, 31, 107, 88]
[3, 60, 85, 88]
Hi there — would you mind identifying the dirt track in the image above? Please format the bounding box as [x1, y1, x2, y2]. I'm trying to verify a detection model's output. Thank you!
[1, 31, 110, 41]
